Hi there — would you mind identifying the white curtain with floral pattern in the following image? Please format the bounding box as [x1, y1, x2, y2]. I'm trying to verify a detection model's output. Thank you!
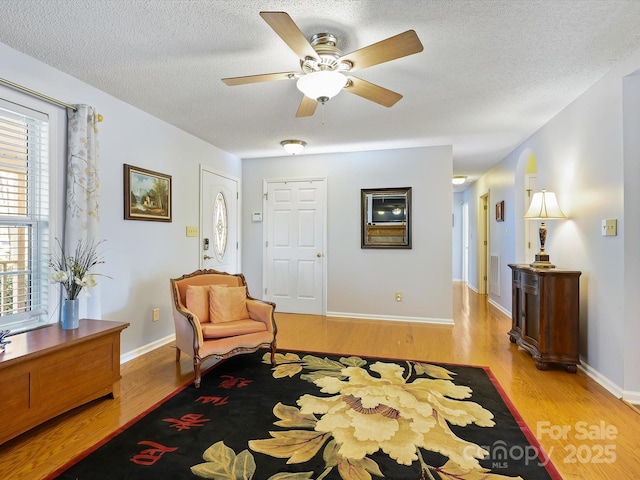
[64, 105, 101, 318]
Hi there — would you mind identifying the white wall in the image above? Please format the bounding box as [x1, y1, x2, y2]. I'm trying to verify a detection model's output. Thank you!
[622, 72, 640, 399]
[464, 45, 640, 400]
[463, 154, 518, 305]
[1, 42, 242, 356]
[242, 147, 454, 322]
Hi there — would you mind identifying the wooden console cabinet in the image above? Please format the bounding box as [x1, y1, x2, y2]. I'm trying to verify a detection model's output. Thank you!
[0, 319, 129, 444]
[508, 264, 581, 372]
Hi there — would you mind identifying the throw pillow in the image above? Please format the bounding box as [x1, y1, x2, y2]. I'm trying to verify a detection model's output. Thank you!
[185, 285, 210, 323]
[209, 285, 248, 323]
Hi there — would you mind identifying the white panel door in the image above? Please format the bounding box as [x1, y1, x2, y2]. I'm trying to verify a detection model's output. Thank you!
[264, 180, 325, 314]
[200, 168, 239, 273]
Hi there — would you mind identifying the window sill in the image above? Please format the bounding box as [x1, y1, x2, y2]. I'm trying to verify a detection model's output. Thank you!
[5, 322, 54, 337]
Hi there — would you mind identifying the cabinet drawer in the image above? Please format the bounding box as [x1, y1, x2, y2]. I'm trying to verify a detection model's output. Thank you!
[520, 272, 538, 289]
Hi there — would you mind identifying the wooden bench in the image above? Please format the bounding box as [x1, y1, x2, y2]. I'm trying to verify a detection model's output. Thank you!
[0, 319, 129, 444]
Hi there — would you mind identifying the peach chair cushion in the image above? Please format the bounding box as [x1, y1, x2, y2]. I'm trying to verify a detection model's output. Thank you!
[185, 285, 210, 323]
[201, 319, 267, 339]
[209, 285, 249, 323]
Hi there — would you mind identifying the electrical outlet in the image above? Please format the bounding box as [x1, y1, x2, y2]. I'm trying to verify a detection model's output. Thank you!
[395, 292, 402, 302]
[152, 308, 160, 322]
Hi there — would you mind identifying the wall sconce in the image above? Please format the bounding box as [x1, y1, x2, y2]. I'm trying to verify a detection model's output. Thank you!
[280, 140, 306, 155]
[524, 189, 566, 268]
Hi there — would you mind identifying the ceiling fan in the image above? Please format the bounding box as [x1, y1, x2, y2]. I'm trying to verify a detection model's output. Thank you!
[222, 11, 424, 117]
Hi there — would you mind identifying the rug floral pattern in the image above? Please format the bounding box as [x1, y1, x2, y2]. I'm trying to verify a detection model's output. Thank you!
[191, 352, 525, 480]
[52, 351, 555, 480]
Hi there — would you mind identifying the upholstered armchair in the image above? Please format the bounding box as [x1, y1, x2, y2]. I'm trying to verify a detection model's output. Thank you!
[170, 269, 277, 387]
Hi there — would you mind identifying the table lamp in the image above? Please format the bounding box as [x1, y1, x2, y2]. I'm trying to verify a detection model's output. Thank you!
[524, 189, 565, 268]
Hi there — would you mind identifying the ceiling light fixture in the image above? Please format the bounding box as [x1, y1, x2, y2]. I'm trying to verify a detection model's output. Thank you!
[280, 140, 306, 155]
[296, 70, 348, 103]
[452, 176, 467, 185]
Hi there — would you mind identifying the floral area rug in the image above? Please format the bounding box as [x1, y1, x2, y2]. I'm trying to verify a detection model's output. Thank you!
[48, 350, 561, 480]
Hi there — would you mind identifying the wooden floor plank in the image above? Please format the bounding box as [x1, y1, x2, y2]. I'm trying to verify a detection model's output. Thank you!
[0, 283, 638, 479]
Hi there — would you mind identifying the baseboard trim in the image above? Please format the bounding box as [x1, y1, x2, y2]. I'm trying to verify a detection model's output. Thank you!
[121, 333, 175, 364]
[326, 311, 454, 325]
[579, 360, 640, 405]
[578, 358, 623, 399]
[488, 298, 510, 317]
[622, 390, 640, 406]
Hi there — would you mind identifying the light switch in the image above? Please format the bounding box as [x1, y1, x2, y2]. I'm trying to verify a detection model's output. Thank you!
[601, 219, 617, 236]
[186, 226, 198, 237]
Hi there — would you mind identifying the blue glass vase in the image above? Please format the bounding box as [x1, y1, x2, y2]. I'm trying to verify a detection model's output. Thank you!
[61, 298, 80, 330]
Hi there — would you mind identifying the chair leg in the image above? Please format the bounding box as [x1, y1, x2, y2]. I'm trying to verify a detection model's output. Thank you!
[175, 347, 181, 362]
[270, 340, 277, 367]
[193, 359, 202, 388]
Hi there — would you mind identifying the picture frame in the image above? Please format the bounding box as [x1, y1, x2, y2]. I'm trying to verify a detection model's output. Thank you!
[361, 187, 412, 249]
[496, 200, 504, 222]
[124, 164, 172, 222]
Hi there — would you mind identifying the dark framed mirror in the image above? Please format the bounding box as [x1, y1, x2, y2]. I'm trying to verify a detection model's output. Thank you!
[361, 187, 412, 249]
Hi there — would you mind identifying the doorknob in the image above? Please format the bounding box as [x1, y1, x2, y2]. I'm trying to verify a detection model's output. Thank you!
[316, 253, 323, 258]
[204, 255, 212, 260]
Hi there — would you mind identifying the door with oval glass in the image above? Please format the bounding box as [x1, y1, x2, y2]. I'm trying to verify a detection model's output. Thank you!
[200, 167, 239, 273]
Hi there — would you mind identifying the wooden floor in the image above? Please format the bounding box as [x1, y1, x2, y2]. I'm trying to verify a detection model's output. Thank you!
[1, 283, 638, 479]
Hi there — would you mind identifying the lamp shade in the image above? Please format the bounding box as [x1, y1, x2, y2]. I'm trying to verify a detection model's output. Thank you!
[280, 140, 306, 155]
[524, 190, 565, 219]
[296, 71, 347, 102]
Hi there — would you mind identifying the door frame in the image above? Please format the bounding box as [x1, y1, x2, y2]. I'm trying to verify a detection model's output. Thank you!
[478, 192, 489, 294]
[262, 177, 328, 314]
[199, 165, 241, 272]
[524, 174, 538, 264]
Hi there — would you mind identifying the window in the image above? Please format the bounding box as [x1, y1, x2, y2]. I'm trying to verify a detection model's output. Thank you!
[0, 101, 50, 332]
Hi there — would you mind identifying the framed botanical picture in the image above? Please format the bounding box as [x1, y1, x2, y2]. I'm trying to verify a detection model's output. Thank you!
[124, 164, 172, 222]
[496, 200, 504, 222]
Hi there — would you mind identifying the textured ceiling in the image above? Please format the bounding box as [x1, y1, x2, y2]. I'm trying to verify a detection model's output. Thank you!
[2, 0, 640, 188]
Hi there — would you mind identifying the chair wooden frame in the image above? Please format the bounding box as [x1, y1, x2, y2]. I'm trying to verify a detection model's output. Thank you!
[170, 269, 277, 387]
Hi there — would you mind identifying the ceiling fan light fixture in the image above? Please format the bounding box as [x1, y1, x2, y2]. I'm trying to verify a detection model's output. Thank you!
[296, 70, 347, 103]
[281, 140, 306, 155]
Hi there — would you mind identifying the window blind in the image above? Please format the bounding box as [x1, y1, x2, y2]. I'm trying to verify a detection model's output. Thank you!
[0, 103, 49, 328]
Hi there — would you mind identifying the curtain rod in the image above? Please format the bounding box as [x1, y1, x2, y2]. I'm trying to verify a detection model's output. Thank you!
[0, 77, 104, 122]
[0, 76, 78, 111]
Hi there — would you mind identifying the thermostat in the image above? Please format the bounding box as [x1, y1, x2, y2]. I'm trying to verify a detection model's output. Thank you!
[252, 212, 262, 222]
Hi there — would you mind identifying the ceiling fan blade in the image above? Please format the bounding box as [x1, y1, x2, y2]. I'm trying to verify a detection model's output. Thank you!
[260, 11, 318, 61]
[340, 30, 424, 71]
[222, 71, 298, 86]
[345, 76, 403, 107]
[296, 95, 318, 117]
